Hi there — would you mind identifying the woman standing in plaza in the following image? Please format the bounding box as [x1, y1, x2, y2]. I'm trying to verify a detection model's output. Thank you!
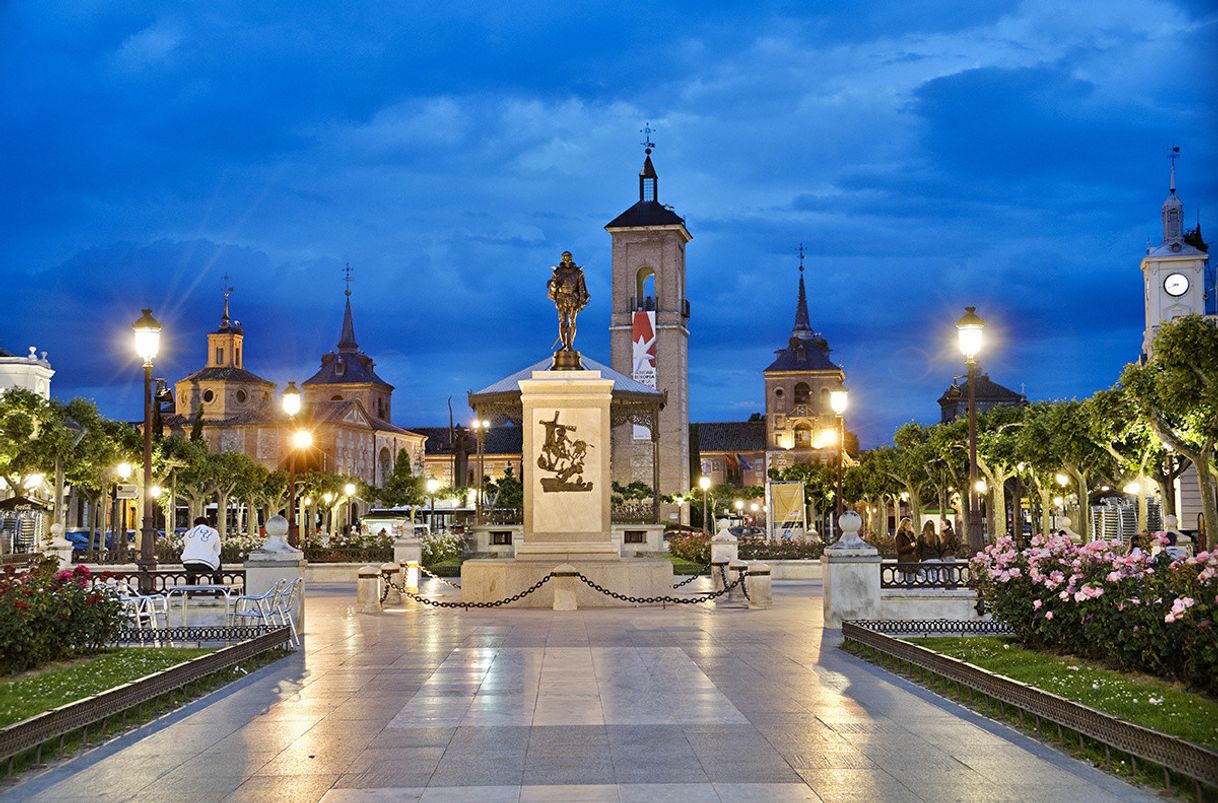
[895, 517, 918, 582]
[917, 520, 940, 581]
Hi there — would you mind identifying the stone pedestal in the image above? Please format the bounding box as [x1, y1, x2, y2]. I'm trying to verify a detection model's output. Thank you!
[821, 511, 881, 628]
[747, 563, 772, 609]
[514, 369, 617, 562]
[728, 560, 747, 604]
[381, 563, 402, 605]
[356, 565, 382, 613]
[244, 515, 307, 629]
[711, 560, 728, 594]
[711, 527, 738, 564]
[395, 538, 422, 593]
[44, 523, 74, 569]
[552, 564, 579, 611]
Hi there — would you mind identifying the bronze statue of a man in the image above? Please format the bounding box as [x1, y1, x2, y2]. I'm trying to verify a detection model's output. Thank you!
[547, 251, 590, 357]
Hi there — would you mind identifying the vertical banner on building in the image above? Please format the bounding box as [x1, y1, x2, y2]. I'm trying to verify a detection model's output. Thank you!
[768, 480, 806, 541]
[631, 310, 657, 439]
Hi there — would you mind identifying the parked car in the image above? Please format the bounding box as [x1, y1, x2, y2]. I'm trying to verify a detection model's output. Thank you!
[66, 529, 135, 552]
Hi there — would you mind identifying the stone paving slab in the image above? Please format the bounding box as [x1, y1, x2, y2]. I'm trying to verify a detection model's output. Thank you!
[0, 582, 1158, 802]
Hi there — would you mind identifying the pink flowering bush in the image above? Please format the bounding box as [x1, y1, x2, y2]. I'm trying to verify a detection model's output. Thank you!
[971, 535, 1218, 693]
[0, 563, 125, 675]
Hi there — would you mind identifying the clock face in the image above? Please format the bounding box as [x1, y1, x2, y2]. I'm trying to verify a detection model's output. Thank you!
[1164, 273, 1189, 297]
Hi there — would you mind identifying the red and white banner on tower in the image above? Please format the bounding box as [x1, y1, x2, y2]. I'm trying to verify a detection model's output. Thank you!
[631, 311, 657, 439]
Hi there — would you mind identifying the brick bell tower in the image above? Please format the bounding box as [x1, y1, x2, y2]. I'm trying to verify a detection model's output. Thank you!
[605, 130, 692, 517]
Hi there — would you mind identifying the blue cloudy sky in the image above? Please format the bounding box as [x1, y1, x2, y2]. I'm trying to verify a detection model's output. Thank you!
[2, 1, 1215, 448]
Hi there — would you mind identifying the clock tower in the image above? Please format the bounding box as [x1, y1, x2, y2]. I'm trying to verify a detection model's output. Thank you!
[1141, 150, 1210, 358]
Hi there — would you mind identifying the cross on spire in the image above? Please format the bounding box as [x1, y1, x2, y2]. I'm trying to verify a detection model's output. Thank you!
[797, 243, 806, 273]
[640, 123, 656, 155]
[1168, 146, 1180, 193]
[343, 263, 353, 297]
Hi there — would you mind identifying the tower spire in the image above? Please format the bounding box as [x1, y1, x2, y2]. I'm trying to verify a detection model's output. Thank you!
[792, 246, 812, 338]
[338, 264, 358, 352]
[221, 274, 233, 328]
[639, 123, 658, 203]
[1162, 147, 1184, 244]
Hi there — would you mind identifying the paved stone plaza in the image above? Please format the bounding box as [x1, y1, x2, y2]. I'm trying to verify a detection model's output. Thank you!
[5, 582, 1154, 802]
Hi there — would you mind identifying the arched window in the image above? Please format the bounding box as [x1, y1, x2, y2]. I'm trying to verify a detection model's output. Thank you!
[636, 267, 656, 309]
[794, 383, 811, 404]
[378, 447, 391, 485]
[794, 423, 812, 447]
[331, 394, 343, 401]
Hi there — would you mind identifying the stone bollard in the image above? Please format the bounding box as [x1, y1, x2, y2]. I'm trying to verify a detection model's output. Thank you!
[728, 559, 748, 604]
[356, 565, 383, 613]
[821, 511, 881, 628]
[44, 523, 75, 569]
[747, 563, 772, 610]
[245, 515, 308, 631]
[711, 560, 729, 594]
[381, 563, 402, 605]
[395, 537, 422, 593]
[552, 563, 579, 611]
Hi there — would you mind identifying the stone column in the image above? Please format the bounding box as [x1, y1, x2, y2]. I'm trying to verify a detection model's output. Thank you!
[356, 565, 382, 613]
[821, 511, 881, 628]
[44, 522, 74, 569]
[728, 559, 748, 604]
[245, 515, 307, 629]
[747, 563, 772, 609]
[381, 562, 402, 605]
[395, 537, 422, 593]
[552, 563, 579, 611]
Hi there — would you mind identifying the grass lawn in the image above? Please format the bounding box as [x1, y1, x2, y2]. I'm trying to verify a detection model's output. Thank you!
[667, 555, 709, 575]
[0, 648, 213, 728]
[910, 637, 1218, 750]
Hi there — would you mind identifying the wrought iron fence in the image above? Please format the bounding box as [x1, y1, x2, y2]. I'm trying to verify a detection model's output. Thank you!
[879, 561, 970, 589]
[485, 509, 523, 525]
[302, 546, 393, 563]
[842, 621, 1218, 795]
[114, 568, 247, 594]
[611, 499, 655, 524]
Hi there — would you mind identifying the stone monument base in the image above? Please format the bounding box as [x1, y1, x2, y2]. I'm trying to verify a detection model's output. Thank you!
[459, 558, 674, 608]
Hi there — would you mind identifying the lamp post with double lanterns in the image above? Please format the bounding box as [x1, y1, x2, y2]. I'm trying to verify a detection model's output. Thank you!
[829, 387, 848, 536]
[470, 418, 491, 524]
[131, 309, 161, 581]
[956, 306, 985, 551]
[698, 476, 712, 535]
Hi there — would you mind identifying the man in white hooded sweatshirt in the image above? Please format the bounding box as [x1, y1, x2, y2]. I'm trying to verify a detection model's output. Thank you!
[181, 516, 221, 583]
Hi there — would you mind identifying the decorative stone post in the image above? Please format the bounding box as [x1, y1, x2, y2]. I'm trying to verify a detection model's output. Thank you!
[381, 562, 402, 605]
[245, 515, 307, 628]
[44, 522, 74, 568]
[356, 565, 383, 613]
[747, 563, 772, 609]
[395, 537, 422, 593]
[821, 510, 881, 628]
[552, 563, 579, 611]
[728, 559, 748, 604]
[710, 526, 737, 594]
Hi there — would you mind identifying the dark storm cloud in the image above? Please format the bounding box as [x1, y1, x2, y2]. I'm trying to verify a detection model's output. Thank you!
[2, 1, 1216, 447]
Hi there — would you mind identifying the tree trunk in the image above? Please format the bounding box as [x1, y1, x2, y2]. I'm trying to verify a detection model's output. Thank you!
[1040, 488, 1052, 536]
[215, 492, 228, 540]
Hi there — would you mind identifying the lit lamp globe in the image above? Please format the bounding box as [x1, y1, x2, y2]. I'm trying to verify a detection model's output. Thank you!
[323, 492, 334, 505]
[734, 500, 744, 513]
[829, 388, 848, 415]
[292, 429, 313, 450]
[955, 306, 984, 360]
[426, 478, 441, 495]
[974, 479, 988, 494]
[698, 476, 711, 492]
[344, 482, 356, 497]
[282, 381, 302, 416]
[131, 309, 161, 365]
[116, 462, 133, 480]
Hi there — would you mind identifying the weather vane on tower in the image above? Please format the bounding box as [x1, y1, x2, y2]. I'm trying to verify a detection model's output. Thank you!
[222, 273, 234, 324]
[798, 243, 806, 273]
[640, 123, 656, 155]
[343, 263, 353, 297]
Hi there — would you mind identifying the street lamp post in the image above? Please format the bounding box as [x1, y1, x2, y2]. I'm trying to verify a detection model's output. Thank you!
[829, 388, 848, 537]
[698, 476, 712, 535]
[471, 418, 490, 524]
[281, 382, 304, 547]
[131, 309, 161, 584]
[956, 306, 985, 551]
[733, 499, 744, 527]
[426, 477, 440, 533]
[344, 481, 357, 535]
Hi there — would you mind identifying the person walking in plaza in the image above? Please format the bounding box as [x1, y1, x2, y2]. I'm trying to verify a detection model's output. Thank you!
[939, 519, 958, 557]
[917, 520, 940, 582]
[181, 516, 221, 584]
[895, 517, 918, 582]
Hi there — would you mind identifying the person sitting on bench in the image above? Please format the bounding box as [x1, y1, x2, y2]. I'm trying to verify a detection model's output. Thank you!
[181, 517, 221, 584]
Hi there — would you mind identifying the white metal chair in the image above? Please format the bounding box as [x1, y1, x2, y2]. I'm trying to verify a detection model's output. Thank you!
[272, 577, 303, 646]
[227, 579, 285, 631]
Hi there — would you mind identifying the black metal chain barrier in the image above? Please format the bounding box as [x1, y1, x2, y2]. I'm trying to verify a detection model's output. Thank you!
[420, 564, 462, 589]
[575, 571, 746, 606]
[672, 562, 712, 588]
[382, 573, 555, 609]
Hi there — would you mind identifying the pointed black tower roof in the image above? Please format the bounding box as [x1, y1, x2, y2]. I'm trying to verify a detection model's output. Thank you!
[605, 133, 688, 230]
[303, 267, 392, 389]
[764, 249, 840, 373]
